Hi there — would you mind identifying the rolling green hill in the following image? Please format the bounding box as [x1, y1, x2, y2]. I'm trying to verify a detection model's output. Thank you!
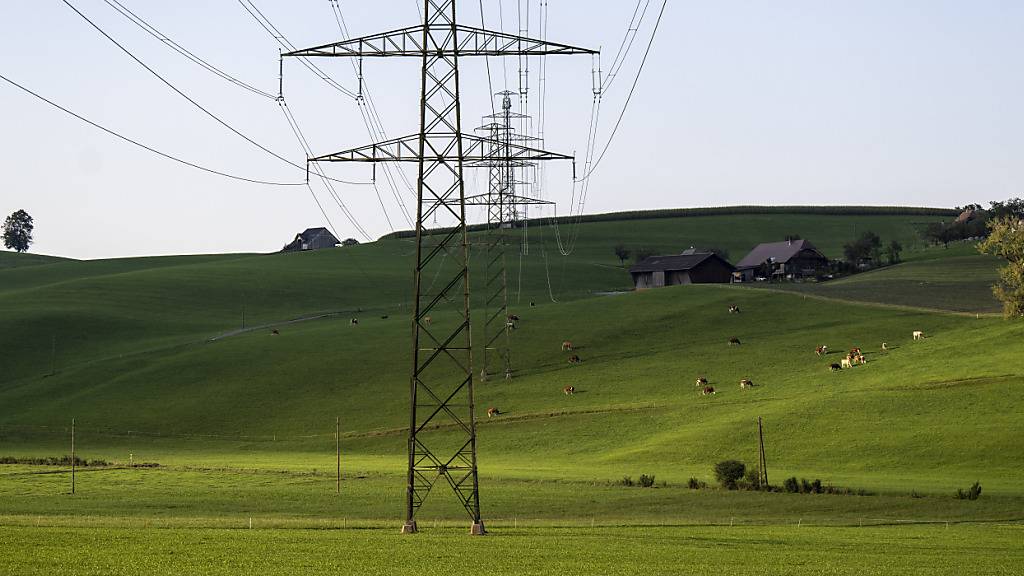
[2, 208, 1021, 574]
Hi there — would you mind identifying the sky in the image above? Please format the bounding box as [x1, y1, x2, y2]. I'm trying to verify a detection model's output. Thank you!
[0, 0, 1021, 259]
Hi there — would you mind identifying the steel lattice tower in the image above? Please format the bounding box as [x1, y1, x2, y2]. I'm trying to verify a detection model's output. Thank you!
[285, 0, 594, 535]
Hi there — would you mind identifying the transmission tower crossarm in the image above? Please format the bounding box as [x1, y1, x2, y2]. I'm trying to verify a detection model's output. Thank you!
[309, 133, 572, 163]
[463, 193, 553, 206]
[284, 24, 596, 58]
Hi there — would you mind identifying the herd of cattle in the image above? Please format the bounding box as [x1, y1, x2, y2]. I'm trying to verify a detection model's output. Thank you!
[331, 303, 933, 414]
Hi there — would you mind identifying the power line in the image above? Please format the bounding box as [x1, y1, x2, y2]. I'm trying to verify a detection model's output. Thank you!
[577, 0, 667, 181]
[0, 71, 304, 187]
[59, 0, 370, 188]
[100, 0, 276, 99]
[236, 0, 357, 99]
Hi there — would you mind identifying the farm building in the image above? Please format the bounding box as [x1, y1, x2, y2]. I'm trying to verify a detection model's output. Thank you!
[282, 228, 340, 252]
[735, 239, 828, 281]
[629, 249, 735, 289]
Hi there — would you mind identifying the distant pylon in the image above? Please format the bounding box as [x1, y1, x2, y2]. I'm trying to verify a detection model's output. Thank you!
[285, 0, 595, 535]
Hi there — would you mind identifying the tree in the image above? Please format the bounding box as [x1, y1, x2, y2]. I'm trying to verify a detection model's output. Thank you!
[633, 247, 654, 264]
[613, 244, 631, 266]
[885, 240, 903, 265]
[978, 217, 1024, 318]
[842, 231, 882, 267]
[341, 238, 360, 247]
[2, 210, 33, 253]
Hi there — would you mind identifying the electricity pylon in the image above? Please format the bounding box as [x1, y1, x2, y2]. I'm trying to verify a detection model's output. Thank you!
[285, 0, 594, 535]
[471, 91, 549, 382]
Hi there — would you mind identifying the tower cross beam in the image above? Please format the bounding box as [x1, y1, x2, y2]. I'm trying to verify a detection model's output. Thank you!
[284, 24, 597, 58]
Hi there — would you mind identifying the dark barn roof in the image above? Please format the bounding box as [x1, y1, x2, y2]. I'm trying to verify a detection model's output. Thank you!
[630, 250, 734, 274]
[298, 227, 337, 242]
[735, 239, 825, 269]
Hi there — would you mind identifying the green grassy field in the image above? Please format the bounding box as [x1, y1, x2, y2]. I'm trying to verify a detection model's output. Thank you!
[2, 210, 1021, 574]
[2, 524, 1021, 576]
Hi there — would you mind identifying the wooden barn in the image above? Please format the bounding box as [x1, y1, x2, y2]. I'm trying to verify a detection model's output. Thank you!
[735, 239, 828, 281]
[282, 227, 340, 252]
[629, 249, 735, 289]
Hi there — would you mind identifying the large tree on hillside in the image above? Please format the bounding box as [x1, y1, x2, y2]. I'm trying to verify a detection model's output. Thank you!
[613, 244, 631, 266]
[978, 217, 1024, 318]
[843, 231, 882, 267]
[2, 210, 34, 253]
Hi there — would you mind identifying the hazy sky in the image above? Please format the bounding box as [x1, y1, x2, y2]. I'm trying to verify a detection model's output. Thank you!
[1, 1, 1021, 259]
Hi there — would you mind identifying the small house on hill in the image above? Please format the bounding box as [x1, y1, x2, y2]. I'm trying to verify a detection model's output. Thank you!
[283, 228, 340, 252]
[629, 249, 735, 289]
[735, 239, 828, 281]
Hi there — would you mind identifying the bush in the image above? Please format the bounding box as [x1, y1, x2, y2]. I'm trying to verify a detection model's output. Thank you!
[639, 474, 656, 488]
[955, 482, 982, 500]
[620, 476, 634, 487]
[714, 460, 746, 490]
[687, 477, 707, 490]
[783, 477, 800, 493]
[811, 479, 823, 494]
[743, 466, 763, 490]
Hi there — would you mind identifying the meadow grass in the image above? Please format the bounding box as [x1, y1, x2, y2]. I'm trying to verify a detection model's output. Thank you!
[0, 524, 1021, 576]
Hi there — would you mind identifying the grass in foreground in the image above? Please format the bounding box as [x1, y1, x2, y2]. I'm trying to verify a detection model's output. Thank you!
[1, 524, 1021, 576]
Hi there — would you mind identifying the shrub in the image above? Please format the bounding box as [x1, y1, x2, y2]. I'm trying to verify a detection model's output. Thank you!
[955, 482, 983, 501]
[811, 479, 823, 494]
[639, 474, 656, 488]
[743, 466, 763, 490]
[620, 476, 634, 487]
[800, 478, 813, 494]
[687, 477, 707, 490]
[714, 460, 746, 490]
[783, 477, 800, 493]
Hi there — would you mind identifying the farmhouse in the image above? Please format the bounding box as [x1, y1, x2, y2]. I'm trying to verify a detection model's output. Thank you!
[629, 249, 735, 289]
[282, 227, 340, 252]
[735, 239, 828, 281]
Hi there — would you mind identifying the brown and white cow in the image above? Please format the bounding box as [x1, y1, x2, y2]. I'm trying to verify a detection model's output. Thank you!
[695, 376, 708, 387]
[561, 340, 574, 352]
[913, 331, 925, 340]
[563, 385, 575, 395]
[740, 378, 755, 389]
[729, 337, 742, 346]
[815, 345, 828, 356]
[701, 386, 716, 396]
[568, 354, 582, 365]
[486, 407, 501, 417]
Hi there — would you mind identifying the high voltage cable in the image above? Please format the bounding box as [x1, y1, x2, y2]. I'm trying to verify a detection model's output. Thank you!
[0, 72, 304, 187]
[100, 0, 276, 99]
[236, 0, 358, 99]
[278, 100, 374, 240]
[601, 0, 651, 94]
[577, 0, 667, 181]
[59, 0, 371, 188]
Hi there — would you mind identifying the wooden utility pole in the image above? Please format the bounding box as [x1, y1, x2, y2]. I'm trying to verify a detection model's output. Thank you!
[336, 416, 341, 494]
[758, 417, 768, 488]
[70, 418, 76, 495]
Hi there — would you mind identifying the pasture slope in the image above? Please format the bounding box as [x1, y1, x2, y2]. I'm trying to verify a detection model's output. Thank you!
[1, 210, 1021, 575]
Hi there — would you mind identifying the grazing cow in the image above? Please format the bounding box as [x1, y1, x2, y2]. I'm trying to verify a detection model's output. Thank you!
[695, 376, 708, 387]
[815, 345, 828, 356]
[728, 305, 741, 314]
[568, 354, 582, 365]
[350, 318, 359, 326]
[561, 340, 574, 352]
[381, 315, 389, 320]
[841, 356, 853, 369]
[530, 301, 536, 307]
[849, 347, 862, 357]
[856, 354, 867, 365]
[563, 385, 575, 395]
[913, 331, 924, 340]
[701, 386, 716, 396]
[739, 378, 755, 389]
[486, 407, 500, 418]
[881, 342, 888, 351]
[830, 363, 841, 372]
[729, 337, 741, 346]
[271, 329, 280, 336]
